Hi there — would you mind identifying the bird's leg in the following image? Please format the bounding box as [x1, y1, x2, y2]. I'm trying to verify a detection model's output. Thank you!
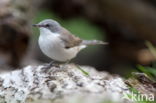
[43, 61, 60, 69]
[65, 60, 72, 67]
[61, 60, 71, 69]
[65, 60, 71, 65]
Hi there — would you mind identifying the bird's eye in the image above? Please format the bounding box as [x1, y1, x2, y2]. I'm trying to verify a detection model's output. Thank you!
[45, 24, 50, 27]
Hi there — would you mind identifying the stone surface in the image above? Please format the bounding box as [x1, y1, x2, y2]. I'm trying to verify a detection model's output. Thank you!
[0, 64, 131, 103]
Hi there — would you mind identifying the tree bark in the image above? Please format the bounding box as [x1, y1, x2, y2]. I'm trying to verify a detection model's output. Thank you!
[0, 0, 32, 68]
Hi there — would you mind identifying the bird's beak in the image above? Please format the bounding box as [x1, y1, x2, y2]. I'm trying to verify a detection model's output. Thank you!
[32, 24, 39, 27]
[32, 24, 43, 27]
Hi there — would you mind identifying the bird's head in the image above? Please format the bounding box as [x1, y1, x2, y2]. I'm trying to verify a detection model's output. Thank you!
[33, 19, 61, 33]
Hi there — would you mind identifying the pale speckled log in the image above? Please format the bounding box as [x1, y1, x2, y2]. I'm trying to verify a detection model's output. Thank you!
[0, 64, 131, 103]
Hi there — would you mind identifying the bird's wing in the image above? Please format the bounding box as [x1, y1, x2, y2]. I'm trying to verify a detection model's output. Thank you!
[59, 28, 82, 49]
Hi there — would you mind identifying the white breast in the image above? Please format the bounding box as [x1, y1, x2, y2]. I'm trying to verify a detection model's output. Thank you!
[38, 28, 86, 62]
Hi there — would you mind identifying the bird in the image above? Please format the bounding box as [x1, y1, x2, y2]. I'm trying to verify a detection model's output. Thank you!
[33, 19, 108, 65]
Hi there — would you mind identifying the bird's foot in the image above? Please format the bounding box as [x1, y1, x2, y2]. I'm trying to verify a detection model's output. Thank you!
[43, 61, 60, 69]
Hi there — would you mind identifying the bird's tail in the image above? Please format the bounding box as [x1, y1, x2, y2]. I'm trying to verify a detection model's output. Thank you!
[81, 40, 108, 46]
